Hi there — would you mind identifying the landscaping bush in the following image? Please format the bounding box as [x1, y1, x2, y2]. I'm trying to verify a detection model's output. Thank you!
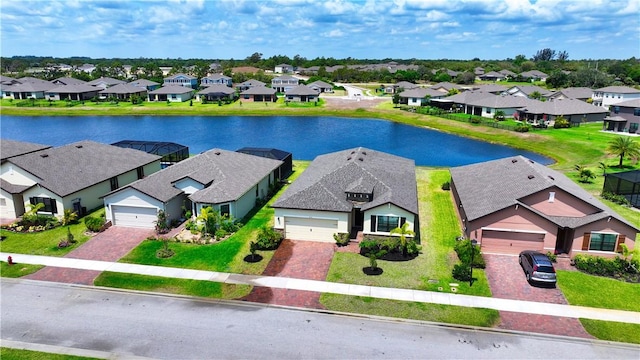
[514, 124, 530, 132]
[553, 117, 571, 128]
[220, 218, 241, 233]
[333, 232, 350, 246]
[215, 229, 227, 241]
[454, 239, 485, 268]
[255, 226, 283, 250]
[441, 181, 450, 190]
[84, 216, 104, 232]
[546, 251, 557, 263]
[359, 236, 420, 261]
[452, 263, 472, 281]
[601, 192, 631, 206]
[573, 254, 639, 282]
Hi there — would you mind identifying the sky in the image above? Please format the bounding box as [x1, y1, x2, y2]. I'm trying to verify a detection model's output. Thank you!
[1, 0, 639, 61]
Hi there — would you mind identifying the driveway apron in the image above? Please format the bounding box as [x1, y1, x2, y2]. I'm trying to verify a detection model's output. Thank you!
[484, 254, 593, 339]
[242, 239, 336, 309]
[25, 227, 152, 285]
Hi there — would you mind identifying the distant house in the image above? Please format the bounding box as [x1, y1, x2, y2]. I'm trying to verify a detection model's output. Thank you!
[240, 86, 277, 102]
[87, 77, 126, 90]
[129, 79, 160, 91]
[163, 73, 198, 89]
[478, 71, 507, 81]
[201, 74, 232, 87]
[546, 87, 594, 102]
[50, 77, 87, 86]
[148, 85, 193, 102]
[45, 84, 100, 101]
[385, 81, 419, 94]
[272, 147, 418, 243]
[603, 98, 640, 133]
[465, 94, 532, 118]
[307, 80, 333, 93]
[474, 67, 485, 76]
[592, 86, 640, 108]
[236, 147, 293, 180]
[429, 82, 463, 93]
[471, 84, 509, 94]
[498, 69, 517, 79]
[2, 82, 52, 100]
[103, 149, 282, 228]
[0, 140, 161, 219]
[77, 64, 96, 73]
[516, 98, 607, 126]
[285, 85, 318, 102]
[519, 70, 548, 82]
[504, 85, 551, 98]
[398, 88, 446, 106]
[235, 79, 266, 92]
[450, 156, 637, 256]
[274, 64, 294, 74]
[271, 75, 299, 92]
[99, 83, 147, 101]
[197, 84, 237, 102]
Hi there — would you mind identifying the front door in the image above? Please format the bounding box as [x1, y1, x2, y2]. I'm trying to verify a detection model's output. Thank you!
[555, 227, 574, 254]
[354, 209, 364, 230]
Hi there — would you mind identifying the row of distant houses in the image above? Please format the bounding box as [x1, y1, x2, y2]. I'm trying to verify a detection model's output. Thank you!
[2, 139, 636, 259]
[395, 82, 640, 133]
[0, 74, 333, 104]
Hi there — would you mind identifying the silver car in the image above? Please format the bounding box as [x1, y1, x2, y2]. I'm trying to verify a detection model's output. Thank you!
[519, 250, 557, 286]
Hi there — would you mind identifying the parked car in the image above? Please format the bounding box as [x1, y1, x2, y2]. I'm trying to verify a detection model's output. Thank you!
[519, 250, 557, 286]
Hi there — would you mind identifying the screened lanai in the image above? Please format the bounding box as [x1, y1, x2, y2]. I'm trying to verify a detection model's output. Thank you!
[112, 140, 189, 167]
[603, 170, 640, 208]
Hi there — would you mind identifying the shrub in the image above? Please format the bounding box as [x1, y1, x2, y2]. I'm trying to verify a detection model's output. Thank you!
[441, 181, 450, 190]
[84, 216, 104, 232]
[215, 229, 227, 241]
[469, 117, 481, 124]
[454, 239, 485, 268]
[601, 192, 631, 206]
[573, 254, 639, 279]
[546, 251, 557, 263]
[452, 263, 472, 281]
[359, 236, 420, 260]
[333, 233, 350, 246]
[255, 226, 283, 250]
[553, 117, 570, 128]
[514, 124, 530, 132]
[220, 219, 241, 233]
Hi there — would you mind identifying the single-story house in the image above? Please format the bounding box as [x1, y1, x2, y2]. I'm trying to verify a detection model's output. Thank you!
[103, 148, 282, 228]
[516, 98, 607, 126]
[307, 80, 333, 93]
[399, 88, 447, 106]
[236, 147, 292, 180]
[450, 156, 638, 256]
[2, 82, 52, 100]
[87, 77, 126, 90]
[465, 94, 533, 118]
[471, 84, 509, 94]
[129, 79, 161, 91]
[201, 74, 232, 87]
[50, 77, 87, 86]
[236, 79, 266, 92]
[99, 83, 148, 101]
[272, 147, 419, 243]
[239, 86, 277, 102]
[163, 73, 198, 89]
[0, 140, 161, 219]
[603, 98, 640, 133]
[504, 85, 552, 98]
[285, 85, 319, 102]
[499, 69, 517, 79]
[271, 75, 299, 93]
[429, 82, 463, 93]
[148, 85, 194, 102]
[384, 81, 419, 94]
[45, 84, 101, 101]
[519, 70, 548, 82]
[197, 84, 237, 102]
[545, 87, 593, 102]
[274, 64, 294, 73]
[478, 71, 507, 81]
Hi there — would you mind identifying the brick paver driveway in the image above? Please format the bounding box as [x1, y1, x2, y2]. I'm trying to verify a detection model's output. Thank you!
[25, 226, 152, 285]
[484, 254, 593, 339]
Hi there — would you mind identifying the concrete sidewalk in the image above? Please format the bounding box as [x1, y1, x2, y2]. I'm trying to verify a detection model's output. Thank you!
[3, 251, 639, 325]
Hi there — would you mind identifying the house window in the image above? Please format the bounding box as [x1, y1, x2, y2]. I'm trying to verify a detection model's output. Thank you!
[220, 204, 230, 217]
[255, 185, 259, 197]
[630, 123, 639, 132]
[30, 197, 58, 214]
[589, 232, 617, 252]
[371, 215, 406, 233]
[613, 106, 620, 114]
[0, 198, 6, 206]
[634, 108, 640, 116]
[110, 176, 119, 191]
[137, 166, 144, 179]
[548, 192, 555, 203]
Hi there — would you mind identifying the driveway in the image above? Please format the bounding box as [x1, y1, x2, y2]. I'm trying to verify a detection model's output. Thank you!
[25, 226, 152, 285]
[484, 254, 593, 338]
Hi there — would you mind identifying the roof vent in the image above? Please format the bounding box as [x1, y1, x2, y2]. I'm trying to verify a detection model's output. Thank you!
[76, 145, 83, 148]
[362, 151, 367, 155]
[529, 159, 534, 163]
[548, 176, 555, 180]
[358, 157, 364, 161]
[528, 175, 535, 179]
[347, 157, 352, 161]
[214, 151, 221, 155]
[511, 159, 517, 163]
[40, 154, 49, 158]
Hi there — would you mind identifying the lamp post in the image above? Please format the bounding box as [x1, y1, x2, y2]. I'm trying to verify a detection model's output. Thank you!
[469, 239, 478, 286]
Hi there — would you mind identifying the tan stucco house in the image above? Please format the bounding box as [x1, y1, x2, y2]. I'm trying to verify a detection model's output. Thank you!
[450, 156, 638, 257]
[272, 147, 419, 243]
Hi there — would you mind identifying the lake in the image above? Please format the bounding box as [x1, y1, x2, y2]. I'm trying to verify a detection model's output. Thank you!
[0, 115, 552, 167]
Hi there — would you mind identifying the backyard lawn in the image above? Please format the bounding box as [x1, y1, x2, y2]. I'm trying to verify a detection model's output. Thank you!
[0, 347, 98, 360]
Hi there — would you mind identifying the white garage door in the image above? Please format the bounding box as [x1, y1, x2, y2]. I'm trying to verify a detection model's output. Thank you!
[481, 230, 545, 255]
[112, 205, 157, 229]
[284, 217, 338, 242]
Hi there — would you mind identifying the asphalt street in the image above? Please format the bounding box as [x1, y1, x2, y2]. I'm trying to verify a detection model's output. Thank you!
[2, 279, 638, 359]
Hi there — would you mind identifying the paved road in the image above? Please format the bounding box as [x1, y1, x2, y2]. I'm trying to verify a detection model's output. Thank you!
[2, 279, 638, 359]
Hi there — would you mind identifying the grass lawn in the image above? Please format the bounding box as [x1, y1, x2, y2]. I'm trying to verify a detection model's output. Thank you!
[580, 319, 640, 344]
[0, 261, 43, 277]
[94, 272, 251, 299]
[1, 348, 98, 360]
[0, 208, 104, 256]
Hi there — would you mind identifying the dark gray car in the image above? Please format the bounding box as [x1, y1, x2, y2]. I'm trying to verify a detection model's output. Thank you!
[519, 250, 557, 286]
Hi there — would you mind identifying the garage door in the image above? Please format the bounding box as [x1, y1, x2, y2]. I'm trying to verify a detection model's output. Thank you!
[112, 205, 157, 229]
[481, 230, 544, 255]
[284, 217, 338, 242]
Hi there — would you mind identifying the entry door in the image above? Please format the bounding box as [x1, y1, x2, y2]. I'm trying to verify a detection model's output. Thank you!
[354, 209, 364, 230]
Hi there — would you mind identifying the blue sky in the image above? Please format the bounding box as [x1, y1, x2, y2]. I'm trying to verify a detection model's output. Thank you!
[1, 0, 638, 60]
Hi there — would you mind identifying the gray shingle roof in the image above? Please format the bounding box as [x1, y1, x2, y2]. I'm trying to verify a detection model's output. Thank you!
[129, 79, 160, 87]
[5, 82, 53, 92]
[164, 73, 197, 81]
[0, 178, 31, 194]
[520, 98, 607, 116]
[615, 98, 640, 107]
[308, 80, 333, 89]
[595, 86, 640, 94]
[45, 84, 100, 94]
[467, 94, 533, 108]
[99, 83, 147, 94]
[548, 87, 593, 100]
[241, 86, 276, 95]
[7, 141, 160, 197]
[450, 156, 638, 230]
[149, 85, 193, 95]
[1, 139, 51, 161]
[237, 79, 266, 87]
[117, 149, 282, 204]
[285, 85, 318, 96]
[272, 147, 418, 214]
[197, 84, 236, 95]
[399, 88, 446, 99]
[87, 77, 126, 87]
[50, 77, 87, 86]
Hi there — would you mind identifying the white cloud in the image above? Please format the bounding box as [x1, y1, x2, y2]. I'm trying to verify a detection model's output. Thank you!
[424, 10, 448, 21]
[322, 29, 345, 38]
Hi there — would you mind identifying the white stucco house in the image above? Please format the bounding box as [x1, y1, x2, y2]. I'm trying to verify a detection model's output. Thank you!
[103, 148, 282, 229]
[148, 85, 194, 102]
[0, 140, 161, 220]
[591, 86, 640, 109]
[272, 147, 419, 243]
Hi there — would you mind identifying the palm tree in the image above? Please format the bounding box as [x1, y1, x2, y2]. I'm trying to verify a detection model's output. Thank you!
[196, 206, 220, 238]
[607, 136, 640, 168]
[390, 221, 415, 257]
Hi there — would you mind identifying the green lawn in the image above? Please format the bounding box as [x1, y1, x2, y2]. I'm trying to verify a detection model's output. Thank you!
[0, 261, 43, 277]
[0, 348, 98, 360]
[579, 319, 640, 344]
[0, 208, 104, 256]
